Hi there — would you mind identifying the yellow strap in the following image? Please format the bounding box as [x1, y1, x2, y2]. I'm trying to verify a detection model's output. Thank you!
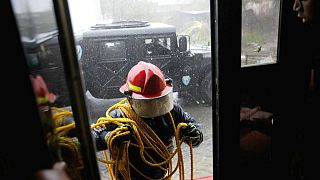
[128, 82, 141, 92]
[36, 96, 49, 104]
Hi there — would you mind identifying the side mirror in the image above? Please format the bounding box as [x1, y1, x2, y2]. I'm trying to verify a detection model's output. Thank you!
[178, 36, 187, 52]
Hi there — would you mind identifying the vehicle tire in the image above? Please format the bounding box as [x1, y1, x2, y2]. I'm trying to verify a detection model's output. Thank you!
[200, 71, 212, 105]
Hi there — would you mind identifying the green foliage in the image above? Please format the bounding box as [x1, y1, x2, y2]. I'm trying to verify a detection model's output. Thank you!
[242, 31, 265, 45]
[180, 21, 211, 46]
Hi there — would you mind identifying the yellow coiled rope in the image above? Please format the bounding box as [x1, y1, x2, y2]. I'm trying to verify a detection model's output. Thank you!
[51, 98, 194, 180]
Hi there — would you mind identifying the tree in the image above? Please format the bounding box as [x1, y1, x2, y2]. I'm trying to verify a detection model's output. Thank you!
[181, 21, 211, 46]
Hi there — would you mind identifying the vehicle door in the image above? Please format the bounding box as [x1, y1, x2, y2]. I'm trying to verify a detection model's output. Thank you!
[84, 37, 133, 98]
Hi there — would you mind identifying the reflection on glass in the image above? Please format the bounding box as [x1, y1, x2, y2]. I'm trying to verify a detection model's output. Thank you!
[241, 0, 281, 67]
[69, 0, 213, 179]
[11, 0, 85, 179]
[11, 0, 57, 43]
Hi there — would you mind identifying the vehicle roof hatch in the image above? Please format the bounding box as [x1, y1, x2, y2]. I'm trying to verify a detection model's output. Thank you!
[91, 21, 150, 30]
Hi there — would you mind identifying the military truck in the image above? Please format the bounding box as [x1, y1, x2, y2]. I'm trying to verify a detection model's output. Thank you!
[80, 20, 212, 104]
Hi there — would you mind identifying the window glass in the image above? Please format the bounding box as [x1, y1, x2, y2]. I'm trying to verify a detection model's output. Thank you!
[10, 0, 57, 41]
[10, 0, 90, 179]
[241, 0, 281, 67]
[10, 0, 214, 179]
[145, 37, 172, 56]
[99, 40, 126, 60]
[69, 0, 213, 179]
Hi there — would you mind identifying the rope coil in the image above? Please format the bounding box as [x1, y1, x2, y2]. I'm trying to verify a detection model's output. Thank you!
[51, 98, 194, 180]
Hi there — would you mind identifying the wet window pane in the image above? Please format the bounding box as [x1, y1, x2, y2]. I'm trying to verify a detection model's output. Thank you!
[71, 0, 213, 179]
[11, 0, 92, 179]
[99, 40, 126, 60]
[145, 37, 172, 56]
[11, 0, 213, 178]
[241, 0, 281, 67]
[11, 0, 57, 40]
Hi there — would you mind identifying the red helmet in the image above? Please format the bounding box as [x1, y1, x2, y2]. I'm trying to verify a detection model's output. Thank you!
[120, 61, 173, 118]
[30, 75, 57, 105]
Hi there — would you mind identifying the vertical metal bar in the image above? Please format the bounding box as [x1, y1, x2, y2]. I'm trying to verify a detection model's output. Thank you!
[213, 1, 220, 179]
[215, 0, 241, 179]
[51, 0, 100, 179]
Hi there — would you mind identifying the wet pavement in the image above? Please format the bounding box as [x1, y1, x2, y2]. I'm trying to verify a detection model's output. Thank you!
[85, 91, 213, 179]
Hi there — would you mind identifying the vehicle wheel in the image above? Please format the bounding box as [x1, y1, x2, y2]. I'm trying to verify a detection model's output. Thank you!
[200, 71, 212, 105]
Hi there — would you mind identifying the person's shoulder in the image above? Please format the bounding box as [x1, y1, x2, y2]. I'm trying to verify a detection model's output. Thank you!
[173, 102, 183, 107]
[172, 103, 188, 116]
[172, 103, 183, 111]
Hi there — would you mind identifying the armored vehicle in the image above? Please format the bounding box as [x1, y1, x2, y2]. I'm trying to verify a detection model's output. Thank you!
[80, 21, 212, 104]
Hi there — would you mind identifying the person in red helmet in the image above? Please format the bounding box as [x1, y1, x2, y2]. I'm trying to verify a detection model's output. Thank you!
[91, 61, 204, 179]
